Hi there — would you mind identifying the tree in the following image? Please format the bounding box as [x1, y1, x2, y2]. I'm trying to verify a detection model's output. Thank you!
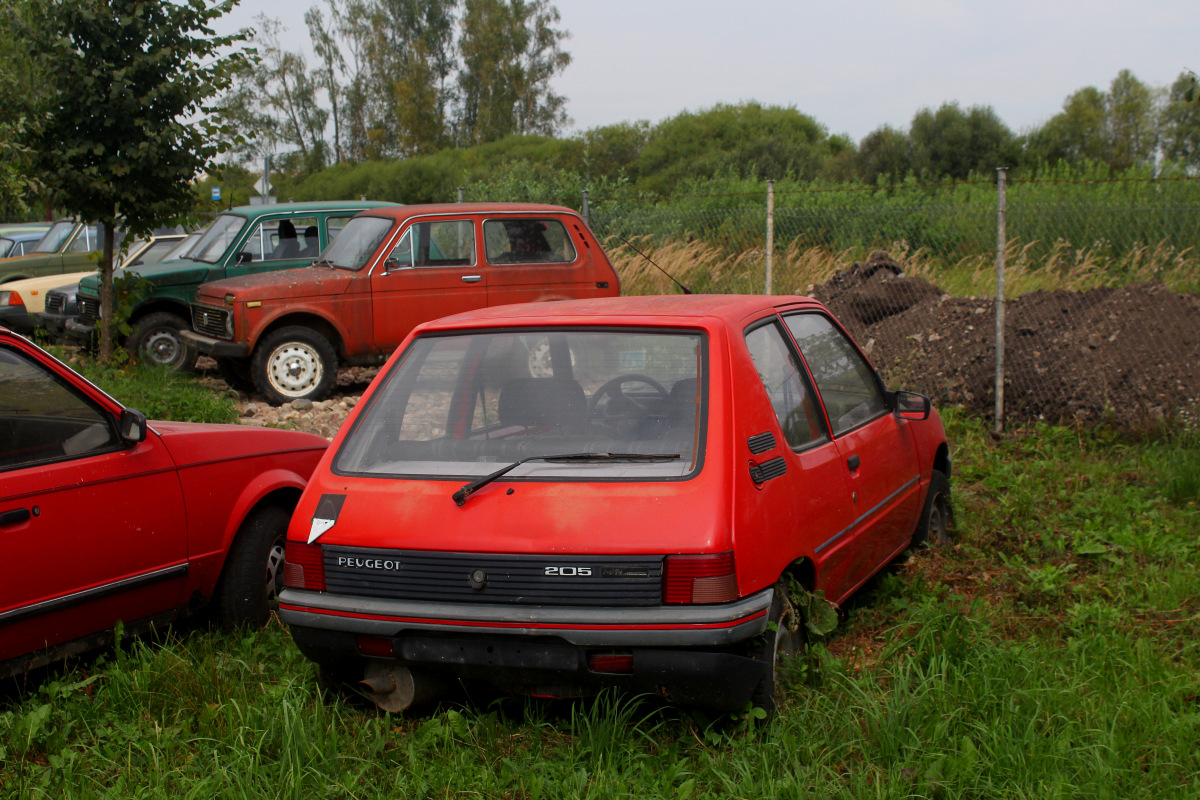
[635, 103, 834, 194]
[908, 103, 1019, 179]
[24, 0, 250, 360]
[1161, 71, 1200, 171]
[456, 0, 570, 145]
[0, 1, 45, 219]
[855, 125, 913, 184]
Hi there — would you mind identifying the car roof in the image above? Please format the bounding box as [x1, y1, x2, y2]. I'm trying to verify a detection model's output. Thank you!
[0, 230, 47, 242]
[354, 202, 578, 222]
[223, 200, 400, 219]
[418, 294, 823, 332]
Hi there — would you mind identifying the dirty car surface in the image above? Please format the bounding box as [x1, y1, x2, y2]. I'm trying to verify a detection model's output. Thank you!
[0, 329, 328, 678]
[279, 295, 951, 714]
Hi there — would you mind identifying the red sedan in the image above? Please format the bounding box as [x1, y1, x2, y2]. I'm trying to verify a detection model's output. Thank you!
[0, 329, 328, 678]
[279, 295, 952, 715]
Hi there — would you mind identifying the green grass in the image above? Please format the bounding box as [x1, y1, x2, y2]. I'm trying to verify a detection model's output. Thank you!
[3, 409, 1198, 798]
[52, 350, 238, 424]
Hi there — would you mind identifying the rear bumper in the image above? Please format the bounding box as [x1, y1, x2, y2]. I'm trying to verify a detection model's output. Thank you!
[180, 330, 249, 358]
[281, 588, 775, 712]
[278, 587, 773, 647]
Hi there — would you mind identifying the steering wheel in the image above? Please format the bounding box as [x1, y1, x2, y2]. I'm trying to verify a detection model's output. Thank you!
[588, 374, 671, 424]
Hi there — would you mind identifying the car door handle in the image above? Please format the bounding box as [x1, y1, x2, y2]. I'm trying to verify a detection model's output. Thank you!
[847, 455, 861, 471]
[460, 275, 483, 283]
[0, 507, 32, 527]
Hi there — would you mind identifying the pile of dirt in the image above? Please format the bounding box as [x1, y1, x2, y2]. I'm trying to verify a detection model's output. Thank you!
[810, 254, 1200, 426]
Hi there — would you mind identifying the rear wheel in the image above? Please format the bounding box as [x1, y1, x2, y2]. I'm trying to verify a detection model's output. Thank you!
[251, 326, 338, 405]
[127, 312, 198, 371]
[214, 504, 291, 627]
[748, 579, 805, 718]
[912, 469, 953, 547]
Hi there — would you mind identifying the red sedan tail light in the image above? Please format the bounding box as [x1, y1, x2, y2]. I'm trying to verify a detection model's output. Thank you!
[663, 552, 737, 604]
[283, 541, 326, 591]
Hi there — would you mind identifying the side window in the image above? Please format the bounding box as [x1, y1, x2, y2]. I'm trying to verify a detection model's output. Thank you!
[484, 218, 577, 264]
[744, 322, 826, 449]
[784, 313, 887, 436]
[67, 225, 100, 254]
[387, 220, 475, 269]
[0, 346, 118, 471]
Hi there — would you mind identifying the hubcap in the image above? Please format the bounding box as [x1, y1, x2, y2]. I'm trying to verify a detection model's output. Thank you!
[265, 539, 285, 601]
[144, 329, 181, 366]
[267, 342, 323, 397]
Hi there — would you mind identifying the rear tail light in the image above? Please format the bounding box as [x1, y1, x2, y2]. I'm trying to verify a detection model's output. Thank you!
[283, 541, 326, 591]
[663, 552, 737, 604]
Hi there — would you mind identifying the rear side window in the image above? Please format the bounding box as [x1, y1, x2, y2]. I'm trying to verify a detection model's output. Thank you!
[483, 219, 576, 265]
[745, 322, 827, 449]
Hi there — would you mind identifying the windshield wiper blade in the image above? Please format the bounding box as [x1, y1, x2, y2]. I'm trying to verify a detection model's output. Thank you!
[452, 452, 681, 506]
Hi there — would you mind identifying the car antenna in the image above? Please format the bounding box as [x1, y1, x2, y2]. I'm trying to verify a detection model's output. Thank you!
[616, 235, 692, 294]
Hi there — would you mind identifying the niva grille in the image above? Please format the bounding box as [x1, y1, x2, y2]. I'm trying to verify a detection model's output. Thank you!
[192, 305, 230, 339]
[44, 294, 65, 314]
[322, 546, 663, 607]
[78, 297, 99, 322]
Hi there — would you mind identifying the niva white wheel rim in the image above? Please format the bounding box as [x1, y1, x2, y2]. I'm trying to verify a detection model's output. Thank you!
[267, 342, 323, 397]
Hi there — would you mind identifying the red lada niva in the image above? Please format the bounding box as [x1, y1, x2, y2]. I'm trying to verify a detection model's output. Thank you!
[279, 295, 951, 714]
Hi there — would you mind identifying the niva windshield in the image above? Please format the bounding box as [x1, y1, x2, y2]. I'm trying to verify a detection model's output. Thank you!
[335, 329, 705, 480]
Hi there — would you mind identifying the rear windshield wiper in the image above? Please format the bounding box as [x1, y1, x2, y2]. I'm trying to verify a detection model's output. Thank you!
[452, 452, 681, 506]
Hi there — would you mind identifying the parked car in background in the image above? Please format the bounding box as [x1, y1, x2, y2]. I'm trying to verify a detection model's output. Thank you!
[0, 328, 329, 679]
[182, 203, 620, 404]
[37, 232, 200, 339]
[278, 294, 952, 716]
[0, 220, 117, 284]
[0, 230, 50, 260]
[70, 202, 396, 370]
[1, 271, 95, 334]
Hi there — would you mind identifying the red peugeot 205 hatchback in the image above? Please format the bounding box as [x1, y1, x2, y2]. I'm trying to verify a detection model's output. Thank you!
[279, 295, 952, 714]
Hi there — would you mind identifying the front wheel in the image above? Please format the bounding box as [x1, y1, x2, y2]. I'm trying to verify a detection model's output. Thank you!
[251, 326, 338, 405]
[911, 469, 953, 547]
[127, 312, 198, 371]
[214, 504, 291, 627]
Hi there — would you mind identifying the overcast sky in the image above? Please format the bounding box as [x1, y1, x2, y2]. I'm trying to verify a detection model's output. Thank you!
[216, 0, 1200, 142]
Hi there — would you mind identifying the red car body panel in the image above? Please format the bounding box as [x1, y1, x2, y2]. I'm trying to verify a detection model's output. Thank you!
[0, 330, 328, 673]
[277, 295, 950, 710]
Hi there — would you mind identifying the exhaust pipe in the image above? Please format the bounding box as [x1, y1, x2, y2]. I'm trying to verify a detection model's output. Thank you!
[360, 661, 445, 712]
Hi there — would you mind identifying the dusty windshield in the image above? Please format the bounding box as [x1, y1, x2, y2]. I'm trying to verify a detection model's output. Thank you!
[189, 215, 247, 264]
[33, 222, 76, 254]
[322, 216, 394, 270]
[334, 329, 706, 480]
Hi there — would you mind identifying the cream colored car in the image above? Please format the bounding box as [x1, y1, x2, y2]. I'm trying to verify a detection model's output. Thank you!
[0, 271, 95, 333]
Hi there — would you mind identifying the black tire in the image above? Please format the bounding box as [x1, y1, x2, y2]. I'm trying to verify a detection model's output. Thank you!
[127, 311, 198, 371]
[912, 469, 953, 547]
[748, 579, 805, 718]
[216, 356, 255, 394]
[214, 504, 291, 627]
[251, 326, 338, 405]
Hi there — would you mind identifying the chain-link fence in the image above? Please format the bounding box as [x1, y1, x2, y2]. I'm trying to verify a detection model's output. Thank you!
[576, 177, 1200, 430]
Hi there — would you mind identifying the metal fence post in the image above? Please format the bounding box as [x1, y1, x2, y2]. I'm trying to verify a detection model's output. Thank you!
[582, 189, 590, 225]
[994, 168, 1007, 434]
[765, 180, 775, 295]
[457, 187, 464, 203]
